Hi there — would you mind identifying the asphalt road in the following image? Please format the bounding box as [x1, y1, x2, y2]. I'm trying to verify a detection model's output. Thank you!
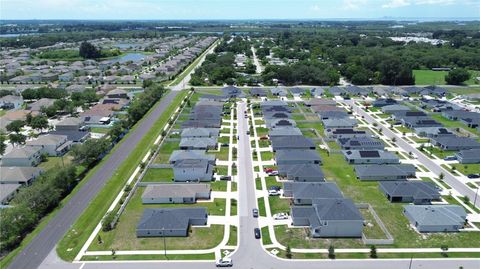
[8, 91, 179, 269]
[345, 99, 480, 208]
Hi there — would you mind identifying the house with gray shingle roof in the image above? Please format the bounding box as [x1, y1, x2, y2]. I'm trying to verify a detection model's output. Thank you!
[324, 128, 369, 139]
[278, 163, 325, 182]
[431, 136, 480, 151]
[266, 118, 296, 129]
[271, 136, 315, 151]
[343, 150, 399, 165]
[141, 183, 211, 204]
[27, 98, 56, 112]
[0, 166, 43, 185]
[250, 88, 267, 97]
[268, 127, 303, 138]
[403, 205, 466, 233]
[354, 164, 416, 181]
[322, 118, 357, 128]
[337, 137, 384, 150]
[169, 150, 215, 164]
[1, 146, 42, 167]
[270, 88, 288, 97]
[26, 134, 72, 156]
[291, 198, 364, 237]
[414, 127, 454, 138]
[380, 181, 440, 204]
[181, 128, 219, 138]
[136, 208, 208, 237]
[455, 149, 480, 164]
[0, 184, 21, 204]
[381, 104, 410, 114]
[172, 159, 214, 182]
[0, 95, 23, 110]
[283, 182, 343, 205]
[275, 149, 322, 165]
[179, 137, 217, 150]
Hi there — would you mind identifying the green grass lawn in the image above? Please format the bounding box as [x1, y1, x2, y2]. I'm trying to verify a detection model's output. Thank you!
[413, 70, 447, 85]
[211, 180, 227, 191]
[292, 114, 306, 121]
[215, 165, 228, 176]
[154, 140, 181, 164]
[452, 163, 480, 175]
[81, 253, 215, 261]
[274, 148, 480, 249]
[395, 126, 413, 134]
[212, 146, 229, 161]
[90, 127, 110, 134]
[141, 168, 174, 182]
[268, 196, 291, 215]
[431, 114, 480, 136]
[296, 122, 324, 134]
[55, 90, 189, 262]
[257, 198, 266, 217]
[260, 151, 274, 161]
[261, 227, 273, 245]
[427, 146, 457, 159]
[256, 127, 269, 137]
[227, 225, 237, 246]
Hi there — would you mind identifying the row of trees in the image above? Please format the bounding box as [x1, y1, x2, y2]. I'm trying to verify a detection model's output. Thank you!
[0, 138, 110, 252]
[127, 81, 167, 126]
[190, 53, 238, 86]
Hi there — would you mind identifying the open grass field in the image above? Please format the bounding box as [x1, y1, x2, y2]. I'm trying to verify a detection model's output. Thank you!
[55, 90, 189, 262]
[430, 114, 480, 136]
[81, 253, 215, 261]
[413, 69, 480, 86]
[141, 168, 174, 182]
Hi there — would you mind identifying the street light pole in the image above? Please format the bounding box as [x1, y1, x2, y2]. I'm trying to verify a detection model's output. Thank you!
[163, 227, 167, 258]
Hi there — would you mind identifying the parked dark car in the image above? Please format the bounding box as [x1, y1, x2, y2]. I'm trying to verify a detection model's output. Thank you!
[220, 176, 232, 181]
[269, 185, 281, 191]
[467, 174, 480, 179]
[252, 208, 259, 218]
[254, 228, 261, 239]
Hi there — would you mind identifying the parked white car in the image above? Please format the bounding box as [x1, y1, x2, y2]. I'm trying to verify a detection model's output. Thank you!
[216, 257, 233, 267]
[268, 189, 280, 196]
[273, 213, 289, 220]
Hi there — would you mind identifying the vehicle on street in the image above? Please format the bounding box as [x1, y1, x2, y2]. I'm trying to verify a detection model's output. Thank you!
[216, 257, 233, 267]
[268, 189, 280, 196]
[254, 228, 261, 239]
[252, 208, 259, 218]
[467, 174, 480, 179]
[246, 130, 250, 135]
[273, 213, 289, 220]
[220, 176, 231, 180]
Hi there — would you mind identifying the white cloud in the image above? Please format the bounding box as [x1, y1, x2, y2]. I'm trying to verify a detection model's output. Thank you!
[415, 0, 456, 5]
[382, 0, 411, 8]
[342, 0, 368, 10]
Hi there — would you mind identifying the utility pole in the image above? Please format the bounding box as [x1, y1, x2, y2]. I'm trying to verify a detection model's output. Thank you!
[163, 227, 167, 258]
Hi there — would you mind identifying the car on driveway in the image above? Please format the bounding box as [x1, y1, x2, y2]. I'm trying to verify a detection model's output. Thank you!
[267, 171, 279, 176]
[254, 228, 261, 239]
[273, 213, 289, 220]
[444, 156, 457, 161]
[216, 257, 233, 267]
[269, 185, 281, 191]
[268, 189, 280, 196]
[252, 208, 259, 218]
[467, 174, 480, 179]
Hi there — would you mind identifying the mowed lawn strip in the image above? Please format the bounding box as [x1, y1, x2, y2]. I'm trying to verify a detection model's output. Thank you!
[56, 90, 188, 261]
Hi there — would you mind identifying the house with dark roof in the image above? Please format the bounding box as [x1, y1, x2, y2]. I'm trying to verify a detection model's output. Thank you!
[266, 118, 296, 129]
[403, 205, 466, 233]
[324, 128, 369, 139]
[283, 182, 343, 204]
[354, 164, 416, 181]
[278, 163, 325, 182]
[455, 149, 480, 164]
[222, 86, 244, 98]
[268, 127, 303, 137]
[381, 104, 410, 114]
[141, 183, 211, 204]
[317, 111, 350, 120]
[263, 111, 291, 120]
[402, 117, 442, 129]
[337, 137, 384, 150]
[414, 127, 455, 138]
[392, 111, 426, 120]
[291, 198, 364, 237]
[136, 208, 208, 237]
[181, 128, 219, 138]
[275, 149, 322, 165]
[199, 94, 228, 102]
[271, 136, 315, 151]
[379, 181, 440, 204]
[169, 150, 216, 164]
[26, 134, 72, 156]
[179, 137, 217, 150]
[1, 184, 21, 204]
[322, 118, 357, 129]
[343, 150, 399, 164]
[431, 136, 480, 151]
[172, 159, 214, 182]
[373, 98, 397, 107]
[270, 88, 288, 97]
[304, 99, 336, 107]
[250, 88, 267, 97]
[289, 87, 307, 96]
[443, 110, 480, 128]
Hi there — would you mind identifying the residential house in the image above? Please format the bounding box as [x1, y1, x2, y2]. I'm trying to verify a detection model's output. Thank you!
[343, 150, 399, 165]
[291, 198, 364, 237]
[250, 88, 267, 97]
[0, 95, 23, 110]
[172, 159, 214, 182]
[141, 183, 211, 204]
[455, 149, 480, 164]
[270, 136, 315, 151]
[169, 150, 216, 165]
[337, 137, 384, 150]
[354, 164, 416, 181]
[403, 205, 466, 232]
[431, 136, 480, 151]
[278, 163, 325, 182]
[268, 127, 303, 138]
[324, 128, 369, 139]
[26, 134, 72, 156]
[136, 208, 208, 237]
[381, 105, 410, 114]
[0, 166, 44, 185]
[270, 88, 288, 97]
[179, 137, 217, 150]
[27, 98, 55, 112]
[322, 118, 357, 129]
[372, 98, 397, 107]
[0, 184, 21, 204]
[275, 149, 322, 165]
[1, 146, 42, 167]
[379, 181, 440, 204]
[414, 127, 455, 138]
[181, 128, 219, 138]
[283, 182, 343, 205]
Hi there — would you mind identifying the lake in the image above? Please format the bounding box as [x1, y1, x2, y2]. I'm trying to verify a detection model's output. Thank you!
[109, 53, 146, 64]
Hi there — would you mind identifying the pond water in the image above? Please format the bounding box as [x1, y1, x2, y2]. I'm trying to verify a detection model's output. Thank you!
[109, 53, 146, 63]
[114, 43, 141, 49]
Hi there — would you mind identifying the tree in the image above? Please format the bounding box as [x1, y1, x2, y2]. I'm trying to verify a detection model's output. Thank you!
[79, 41, 101, 59]
[102, 212, 115, 232]
[286, 245, 292, 259]
[328, 245, 335, 259]
[30, 115, 49, 132]
[6, 120, 25, 133]
[0, 133, 6, 155]
[8, 133, 26, 146]
[108, 121, 125, 142]
[71, 138, 111, 166]
[370, 245, 378, 258]
[445, 69, 470, 85]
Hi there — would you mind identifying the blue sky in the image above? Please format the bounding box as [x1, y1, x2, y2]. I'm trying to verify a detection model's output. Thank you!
[1, 0, 478, 20]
